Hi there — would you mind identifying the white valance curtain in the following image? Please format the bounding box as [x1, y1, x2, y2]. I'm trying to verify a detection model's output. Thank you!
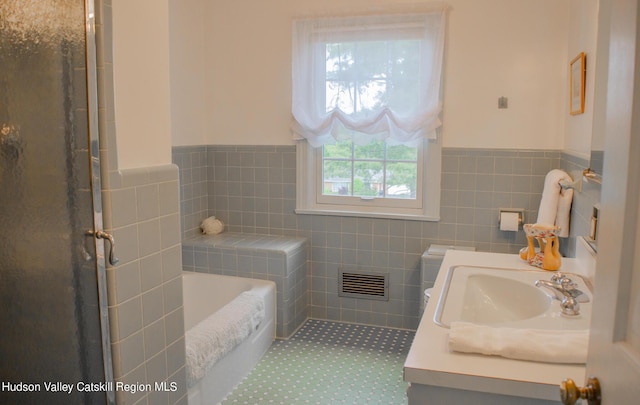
[291, 11, 446, 147]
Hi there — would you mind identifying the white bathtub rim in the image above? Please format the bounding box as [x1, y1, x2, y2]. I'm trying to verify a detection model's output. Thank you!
[182, 271, 276, 405]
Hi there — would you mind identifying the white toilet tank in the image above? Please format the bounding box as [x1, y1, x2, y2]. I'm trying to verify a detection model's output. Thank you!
[420, 244, 475, 315]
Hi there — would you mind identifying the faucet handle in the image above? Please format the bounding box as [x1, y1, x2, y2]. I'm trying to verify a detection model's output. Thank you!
[561, 278, 590, 303]
[560, 278, 578, 290]
[551, 274, 582, 293]
[560, 296, 580, 316]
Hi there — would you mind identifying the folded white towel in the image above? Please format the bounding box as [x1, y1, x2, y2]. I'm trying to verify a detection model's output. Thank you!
[448, 321, 589, 364]
[537, 169, 574, 237]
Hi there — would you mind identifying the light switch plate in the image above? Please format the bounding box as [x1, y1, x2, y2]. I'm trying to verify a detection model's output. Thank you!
[498, 96, 508, 109]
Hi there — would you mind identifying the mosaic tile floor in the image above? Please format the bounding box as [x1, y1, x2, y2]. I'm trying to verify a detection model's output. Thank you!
[221, 319, 415, 405]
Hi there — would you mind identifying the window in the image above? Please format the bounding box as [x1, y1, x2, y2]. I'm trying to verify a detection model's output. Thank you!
[292, 11, 445, 220]
[320, 140, 421, 208]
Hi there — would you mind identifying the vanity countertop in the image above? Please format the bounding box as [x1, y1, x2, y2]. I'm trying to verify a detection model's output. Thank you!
[403, 250, 590, 402]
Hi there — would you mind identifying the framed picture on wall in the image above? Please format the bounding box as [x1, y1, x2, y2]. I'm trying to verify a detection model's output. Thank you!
[570, 52, 586, 115]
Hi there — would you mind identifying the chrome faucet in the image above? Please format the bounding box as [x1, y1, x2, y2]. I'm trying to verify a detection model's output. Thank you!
[535, 273, 589, 316]
[550, 273, 590, 303]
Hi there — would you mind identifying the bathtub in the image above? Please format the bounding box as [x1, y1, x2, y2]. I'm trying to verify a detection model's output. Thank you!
[182, 271, 276, 405]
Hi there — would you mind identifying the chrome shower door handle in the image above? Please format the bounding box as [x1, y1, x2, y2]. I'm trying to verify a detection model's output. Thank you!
[94, 230, 120, 266]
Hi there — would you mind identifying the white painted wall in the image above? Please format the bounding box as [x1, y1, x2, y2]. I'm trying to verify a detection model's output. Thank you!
[202, 0, 293, 145]
[169, 0, 207, 146]
[168, 0, 572, 149]
[442, 0, 569, 149]
[110, 0, 603, 166]
[564, 0, 600, 160]
[112, 0, 172, 168]
[585, 0, 611, 157]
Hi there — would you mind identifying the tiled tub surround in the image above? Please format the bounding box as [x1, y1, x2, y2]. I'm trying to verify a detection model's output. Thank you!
[102, 165, 187, 405]
[173, 146, 595, 330]
[172, 145, 298, 239]
[182, 233, 308, 338]
[172, 147, 209, 241]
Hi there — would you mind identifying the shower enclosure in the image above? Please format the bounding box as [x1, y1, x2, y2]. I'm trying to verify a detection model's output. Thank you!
[1, 1, 114, 404]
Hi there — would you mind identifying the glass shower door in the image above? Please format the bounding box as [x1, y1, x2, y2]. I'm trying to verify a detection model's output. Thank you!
[0, 1, 112, 404]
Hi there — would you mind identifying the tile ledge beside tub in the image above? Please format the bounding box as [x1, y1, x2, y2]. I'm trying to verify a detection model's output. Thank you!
[181, 232, 308, 338]
[404, 245, 596, 405]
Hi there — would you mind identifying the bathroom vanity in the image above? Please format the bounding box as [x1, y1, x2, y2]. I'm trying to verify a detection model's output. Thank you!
[404, 247, 595, 405]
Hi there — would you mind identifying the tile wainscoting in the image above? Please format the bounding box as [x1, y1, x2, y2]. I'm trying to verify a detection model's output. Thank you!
[560, 152, 602, 257]
[173, 145, 598, 330]
[102, 165, 187, 405]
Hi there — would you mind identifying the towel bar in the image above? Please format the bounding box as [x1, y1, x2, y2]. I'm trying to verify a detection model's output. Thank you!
[559, 178, 580, 190]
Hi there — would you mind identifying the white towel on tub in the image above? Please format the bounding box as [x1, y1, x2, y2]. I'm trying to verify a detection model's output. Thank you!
[448, 321, 589, 364]
[536, 169, 574, 237]
[185, 291, 265, 388]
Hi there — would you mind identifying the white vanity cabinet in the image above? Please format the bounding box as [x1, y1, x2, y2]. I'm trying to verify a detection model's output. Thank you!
[406, 383, 561, 405]
[404, 250, 593, 405]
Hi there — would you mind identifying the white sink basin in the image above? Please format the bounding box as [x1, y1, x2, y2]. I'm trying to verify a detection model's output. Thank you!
[459, 273, 551, 323]
[434, 265, 592, 330]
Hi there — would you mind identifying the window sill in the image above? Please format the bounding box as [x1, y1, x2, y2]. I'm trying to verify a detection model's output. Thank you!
[295, 208, 439, 222]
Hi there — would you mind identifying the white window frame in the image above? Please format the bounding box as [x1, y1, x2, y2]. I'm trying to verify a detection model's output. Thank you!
[293, 11, 444, 221]
[296, 137, 441, 221]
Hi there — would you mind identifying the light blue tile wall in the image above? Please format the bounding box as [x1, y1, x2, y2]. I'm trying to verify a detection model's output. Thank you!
[181, 233, 308, 338]
[173, 145, 596, 330]
[103, 166, 187, 405]
[560, 152, 602, 257]
[97, 1, 187, 403]
[172, 147, 208, 240]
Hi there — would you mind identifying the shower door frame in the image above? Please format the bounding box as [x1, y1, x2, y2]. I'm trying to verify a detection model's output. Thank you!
[85, 1, 115, 404]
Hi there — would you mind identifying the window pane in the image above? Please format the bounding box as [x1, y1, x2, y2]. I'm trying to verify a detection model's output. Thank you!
[389, 41, 421, 78]
[386, 162, 417, 199]
[354, 141, 384, 159]
[388, 78, 420, 113]
[357, 80, 387, 112]
[323, 160, 352, 196]
[325, 40, 422, 115]
[326, 81, 355, 114]
[354, 161, 384, 197]
[323, 141, 419, 200]
[326, 43, 355, 78]
[357, 41, 388, 77]
[387, 144, 417, 161]
[324, 140, 353, 158]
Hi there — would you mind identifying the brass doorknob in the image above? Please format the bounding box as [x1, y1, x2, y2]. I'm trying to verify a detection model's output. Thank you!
[560, 377, 601, 405]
